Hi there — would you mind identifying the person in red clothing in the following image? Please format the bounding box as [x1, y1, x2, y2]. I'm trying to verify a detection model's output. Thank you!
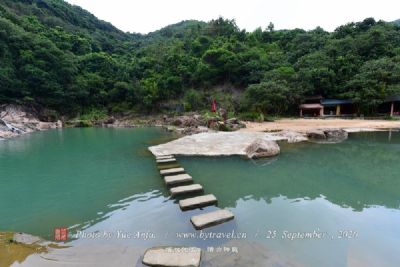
[211, 99, 217, 113]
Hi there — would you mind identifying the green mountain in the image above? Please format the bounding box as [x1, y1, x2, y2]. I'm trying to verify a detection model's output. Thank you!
[392, 19, 400, 26]
[1, 0, 400, 117]
[0, 0, 131, 52]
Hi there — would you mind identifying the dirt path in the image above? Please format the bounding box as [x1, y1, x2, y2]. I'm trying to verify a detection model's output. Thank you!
[240, 118, 400, 133]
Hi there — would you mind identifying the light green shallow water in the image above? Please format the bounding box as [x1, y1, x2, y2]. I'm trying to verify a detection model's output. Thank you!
[1, 128, 400, 267]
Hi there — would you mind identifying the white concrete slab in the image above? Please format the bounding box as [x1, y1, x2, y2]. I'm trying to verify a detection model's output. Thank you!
[156, 155, 174, 160]
[170, 184, 203, 197]
[179, 194, 217, 210]
[191, 209, 234, 230]
[160, 167, 185, 176]
[164, 174, 193, 186]
[157, 158, 177, 164]
[142, 246, 201, 267]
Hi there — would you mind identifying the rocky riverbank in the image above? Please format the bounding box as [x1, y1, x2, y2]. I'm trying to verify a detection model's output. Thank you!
[0, 104, 246, 140]
[2, 103, 398, 143]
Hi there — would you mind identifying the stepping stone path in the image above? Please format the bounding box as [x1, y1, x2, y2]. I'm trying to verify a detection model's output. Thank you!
[170, 184, 203, 197]
[164, 174, 193, 186]
[147, 154, 236, 267]
[154, 154, 234, 230]
[179, 194, 217, 211]
[191, 209, 234, 230]
[142, 246, 201, 267]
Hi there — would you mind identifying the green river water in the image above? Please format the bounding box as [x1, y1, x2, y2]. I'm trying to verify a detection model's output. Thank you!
[0, 128, 399, 267]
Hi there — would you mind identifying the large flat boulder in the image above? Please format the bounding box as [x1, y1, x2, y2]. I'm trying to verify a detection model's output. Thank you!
[245, 139, 280, 159]
[142, 246, 201, 267]
[149, 132, 285, 157]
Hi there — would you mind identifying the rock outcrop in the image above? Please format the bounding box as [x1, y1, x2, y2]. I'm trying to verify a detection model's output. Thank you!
[13, 232, 43, 245]
[170, 115, 205, 128]
[271, 130, 307, 143]
[149, 132, 285, 157]
[306, 130, 327, 140]
[325, 129, 349, 141]
[164, 114, 246, 135]
[0, 105, 62, 139]
[307, 129, 348, 143]
[245, 139, 280, 159]
[225, 117, 246, 130]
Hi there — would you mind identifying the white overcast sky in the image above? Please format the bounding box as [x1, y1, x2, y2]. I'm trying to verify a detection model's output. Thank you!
[65, 0, 400, 33]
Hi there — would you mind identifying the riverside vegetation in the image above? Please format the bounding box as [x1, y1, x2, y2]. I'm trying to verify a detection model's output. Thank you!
[1, 0, 400, 122]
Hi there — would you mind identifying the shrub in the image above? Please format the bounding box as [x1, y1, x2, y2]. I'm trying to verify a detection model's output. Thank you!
[80, 108, 107, 121]
[238, 111, 264, 121]
[183, 89, 204, 111]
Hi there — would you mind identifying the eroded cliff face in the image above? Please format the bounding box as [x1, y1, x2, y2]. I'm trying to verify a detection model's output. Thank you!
[0, 105, 62, 139]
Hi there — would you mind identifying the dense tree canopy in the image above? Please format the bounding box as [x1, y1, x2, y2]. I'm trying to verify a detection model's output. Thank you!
[1, 0, 400, 118]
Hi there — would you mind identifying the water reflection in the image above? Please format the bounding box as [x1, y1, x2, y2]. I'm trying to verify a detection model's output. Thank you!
[0, 127, 172, 239]
[178, 131, 400, 211]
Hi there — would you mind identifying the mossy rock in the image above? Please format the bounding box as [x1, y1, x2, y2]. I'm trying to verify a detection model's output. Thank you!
[0, 232, 47, 266]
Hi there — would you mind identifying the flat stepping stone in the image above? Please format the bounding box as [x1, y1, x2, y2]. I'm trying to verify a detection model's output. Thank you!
[164, 174, 193, 186]
[179, 194, 217, 211]
[191, 209, 234, 230]
[170, 184, 203, 197]
[160, 167, 185, 176]
[156, 155, 174, 160]
[157, 158, 177, 164]
[142, 246, 201, 267]
[158, 164, 180, 170]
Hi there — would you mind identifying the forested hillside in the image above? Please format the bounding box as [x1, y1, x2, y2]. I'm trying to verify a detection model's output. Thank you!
[1, 0, 400, 118]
